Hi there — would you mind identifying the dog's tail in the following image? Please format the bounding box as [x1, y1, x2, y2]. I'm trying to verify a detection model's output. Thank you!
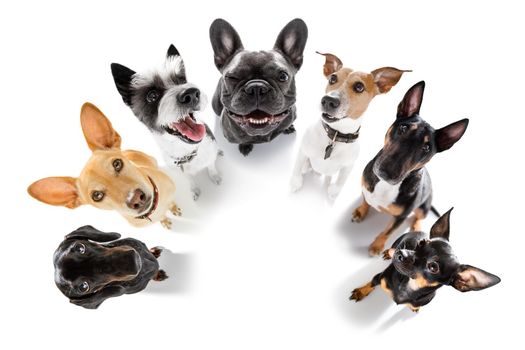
[430, 206, 440, 217]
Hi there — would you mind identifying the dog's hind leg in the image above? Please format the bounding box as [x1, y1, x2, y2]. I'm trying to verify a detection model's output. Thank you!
[153, 270, 168, 281]
[350, 272, 382, 302]
[150, 247, 163, 258]
[207, 162, 222, 185]
[290, 153, 308, 192]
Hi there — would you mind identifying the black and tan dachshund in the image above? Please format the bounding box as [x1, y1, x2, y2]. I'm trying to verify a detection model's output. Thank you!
[350, 209, 500, 312]
[54, 225, 167, 309]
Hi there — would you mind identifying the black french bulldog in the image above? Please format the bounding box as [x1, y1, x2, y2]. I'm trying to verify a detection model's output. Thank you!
[53, 225, 167, 309]
[209, 18, 308, 155]
[350, 209, 501, 312]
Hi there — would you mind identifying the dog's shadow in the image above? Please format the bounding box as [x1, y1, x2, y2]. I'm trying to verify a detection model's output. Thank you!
[337, 197, 412, 257]
[145, 249, 192, 294]
[336, 259, 418, 330]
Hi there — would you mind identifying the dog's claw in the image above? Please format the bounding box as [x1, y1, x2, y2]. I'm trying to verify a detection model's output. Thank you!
[349, 289, 365, 302]
[283, 124, 296, 134]
[351, 208, 366, 223]
[191, 187, 201, 201]
[239, 143, 254, 156]
[161, 218, 172, 230]
[170, 204, 182, 216]
[153, 269, 168, 281]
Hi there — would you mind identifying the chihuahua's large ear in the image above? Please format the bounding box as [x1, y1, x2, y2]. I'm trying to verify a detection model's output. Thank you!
[372, 67, 411, 94]
[28, 177, 81, 209]
[274, 18, 308, 70]
[430, 207, 453, 241]
[435, 119, 469, 152]
[110, 63, 136, 106]
[316, 52, 343, 77]
[70, 285, 126, 309]
[80, 102, 122, 151]
[65, 225, 121, 242]
[397, 81, 425, 118]
[166, 44, 186, 81]
[209, 18, 244, 71]
[451, 265, 501, 292]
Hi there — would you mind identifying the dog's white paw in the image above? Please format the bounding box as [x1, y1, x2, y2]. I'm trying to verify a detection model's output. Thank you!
[327, 184, 341, 201]
[290, 176, 303, 193]
[191, 187, 201, 201]
[208, 172, 222, 185]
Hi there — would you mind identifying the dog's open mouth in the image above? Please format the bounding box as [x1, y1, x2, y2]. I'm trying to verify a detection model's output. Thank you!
[163, 113, 206, 143]
[227, 109, 290, 129]
[322, 113, 339, 123]
[135, 177, 159, 221]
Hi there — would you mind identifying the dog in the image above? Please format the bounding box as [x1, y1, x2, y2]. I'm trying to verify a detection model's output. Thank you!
[209, 18, 308, 156]
[54, 225, 168, 309]
[27, 103, 181, 229]
[351, 81, 469, 255]
[111, 44, 222, 200]
[350, 209, 500, 312]
[290, 52, 409, 200]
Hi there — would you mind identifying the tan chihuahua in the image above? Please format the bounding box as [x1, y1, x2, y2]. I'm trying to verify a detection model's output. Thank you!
[28, 103, 181, 229]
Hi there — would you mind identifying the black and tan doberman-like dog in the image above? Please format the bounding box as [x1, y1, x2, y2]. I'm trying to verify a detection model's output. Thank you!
[350, 209, 500, 312]
[54, 225, 167, 309]
[352, 81, 469, 255]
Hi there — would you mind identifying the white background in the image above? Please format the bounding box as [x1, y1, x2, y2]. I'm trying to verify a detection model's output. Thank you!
[1, 0, 523, 348]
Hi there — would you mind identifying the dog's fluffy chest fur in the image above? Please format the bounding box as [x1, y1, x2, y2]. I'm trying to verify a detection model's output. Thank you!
[152, 129, 218, 175]
[301, 121, 360, 176]
[363, 178, 401, 211]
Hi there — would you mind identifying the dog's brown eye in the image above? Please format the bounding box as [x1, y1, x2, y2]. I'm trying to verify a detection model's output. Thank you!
[422, 144, 430, 153]
[278, 71, 289, 82]
[78, 281, 90, 293]
[353, 82, 365, 93]
[427, 261, 440, 274]
[91, 191, 105, 202]
[329, 74, 337, 85]
[146, 89, 159, 103]
[113, 158, 124, 172]
[74, 243, 86, 254]
[399, 124, 408, 134]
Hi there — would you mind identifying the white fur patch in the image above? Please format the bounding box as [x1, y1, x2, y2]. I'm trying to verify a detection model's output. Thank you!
[362, 179, 401, 211]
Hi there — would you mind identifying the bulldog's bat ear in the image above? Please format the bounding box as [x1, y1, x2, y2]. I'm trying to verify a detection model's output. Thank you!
[274, 18, 308, 70]
[209, 18, 244, 71]
[110, 63, 136, 106]
[316, 52, 343, 77]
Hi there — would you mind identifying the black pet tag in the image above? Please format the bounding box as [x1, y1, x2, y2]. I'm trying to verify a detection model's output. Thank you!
[324, 143, 334, 159]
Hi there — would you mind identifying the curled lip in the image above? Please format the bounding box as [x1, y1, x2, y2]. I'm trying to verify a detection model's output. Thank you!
[162, 113, 203, 144]
[226, 109, 290, 128]
[135, 177, 159, 221]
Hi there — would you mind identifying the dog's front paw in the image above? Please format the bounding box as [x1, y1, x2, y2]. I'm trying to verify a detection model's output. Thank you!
[382, 248, 394, 260]
[349, 283, 374, 302]
[170, 204, 182, 216]
[153, 269, 168, 281]
[238, 143, 254, 156]
[327, 184, 342, 201]
[191, 187, 201, 201]
[351, 206, 368, 223]
[368, 241, 385, 256]
[160, 218, 172, 230]
[208, 171, 222, 185]
[290, 176, 303, 193]
[150, 247, 163, 258]
[283, 124, 296, 134]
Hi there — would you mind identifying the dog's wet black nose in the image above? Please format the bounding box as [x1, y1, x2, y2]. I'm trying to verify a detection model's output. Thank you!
[321, 95, 340, 110]
[127, 189, 149, 211]
[178, 87, 200, 106]
[396, 250, 415, 264]
[244, 80, 269, 96]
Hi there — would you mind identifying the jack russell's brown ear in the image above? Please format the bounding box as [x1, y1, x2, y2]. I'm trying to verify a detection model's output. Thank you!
[27, 176, 81, 209]
[80, 102, 122, 151]
[316, 51, 343, 77]
[371, 67, 411, 94]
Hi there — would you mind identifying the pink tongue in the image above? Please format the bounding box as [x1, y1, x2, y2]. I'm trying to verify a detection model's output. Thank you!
[172, 116, 206, 142]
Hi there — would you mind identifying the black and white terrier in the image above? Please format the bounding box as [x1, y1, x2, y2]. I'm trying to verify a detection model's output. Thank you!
[111, 45, 222, 200]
